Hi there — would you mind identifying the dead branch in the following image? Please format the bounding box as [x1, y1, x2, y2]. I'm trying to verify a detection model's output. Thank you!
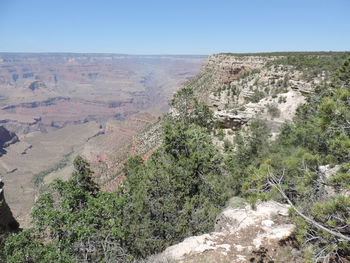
[267, 171, 350, 243]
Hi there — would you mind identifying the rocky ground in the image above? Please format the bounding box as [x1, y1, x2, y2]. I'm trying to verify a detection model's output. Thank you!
[155, 199, 301, 263]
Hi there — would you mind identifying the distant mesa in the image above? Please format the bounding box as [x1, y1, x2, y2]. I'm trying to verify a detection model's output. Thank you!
[27, 80, 47, 91]
[0, 126, 19, 156]
[2, 97, 71, 111]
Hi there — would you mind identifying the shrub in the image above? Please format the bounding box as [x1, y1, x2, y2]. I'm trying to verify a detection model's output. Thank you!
[267, 103, 281, 118]
[278, 96, 287, 104]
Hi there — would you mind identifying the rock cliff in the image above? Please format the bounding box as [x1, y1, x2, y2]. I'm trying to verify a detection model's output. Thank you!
[0, 179, 19, 232]
[0, 126, 19, 156]
[185, 54, 322, 133]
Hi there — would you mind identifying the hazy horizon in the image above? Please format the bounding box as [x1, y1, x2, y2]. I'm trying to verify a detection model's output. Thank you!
[0, 51, 349, 57]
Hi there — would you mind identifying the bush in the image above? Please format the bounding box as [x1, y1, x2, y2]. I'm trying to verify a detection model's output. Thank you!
[169, 87, 216, 130]
[249, 89, 266, 103]
[278, 96, 287, 103]
[267, 103, 281, 118]
[121, 122, 227, 257]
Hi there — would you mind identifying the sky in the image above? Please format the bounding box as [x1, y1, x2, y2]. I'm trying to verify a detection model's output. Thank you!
[0, 0, 349, 55]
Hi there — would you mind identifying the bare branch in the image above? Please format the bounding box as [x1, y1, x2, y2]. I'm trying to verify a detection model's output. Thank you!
[267, 172, 350, 243]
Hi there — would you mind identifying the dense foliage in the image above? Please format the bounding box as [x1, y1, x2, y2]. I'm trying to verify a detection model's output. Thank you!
[120, 122, 226, 258]
[0, 231, 8, 261]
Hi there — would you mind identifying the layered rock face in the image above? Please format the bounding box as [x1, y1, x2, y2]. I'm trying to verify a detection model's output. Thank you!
[185, 55, 270, 102]
[0, 179, 19, 232]
[185, 54, 322, 132]
[0, 53, 205, 136]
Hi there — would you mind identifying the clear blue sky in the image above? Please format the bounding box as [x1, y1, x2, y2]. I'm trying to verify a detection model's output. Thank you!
[0, 0, 349, 54]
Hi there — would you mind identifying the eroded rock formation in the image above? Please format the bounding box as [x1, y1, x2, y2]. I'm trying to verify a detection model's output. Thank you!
[184, 54, 320, 131]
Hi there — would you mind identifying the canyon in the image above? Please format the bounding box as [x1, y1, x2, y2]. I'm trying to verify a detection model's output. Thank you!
[0, 53, 204, 225]
[1, 52, 349, 262]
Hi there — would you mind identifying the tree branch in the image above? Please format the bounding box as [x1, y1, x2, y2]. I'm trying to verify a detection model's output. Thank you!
[267, 173, 350, 243]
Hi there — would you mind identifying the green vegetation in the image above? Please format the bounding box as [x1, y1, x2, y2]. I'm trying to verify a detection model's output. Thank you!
[268, 53, 348, 71]
[224, 119, 271, 195]
[121, 122, 227, 257]
[2, 54, 350, 262]
[278, 95, 287, 103]
[169, 87, 216, 130]
[267, 52, 349, 81]
[3, 98, 228, 262]
[242, 57, 350, 261]
[0, 231, 9, 261]
[248, 89, 266, 103]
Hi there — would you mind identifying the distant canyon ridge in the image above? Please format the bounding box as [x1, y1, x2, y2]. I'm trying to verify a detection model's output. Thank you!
[0, 53, 205, 225]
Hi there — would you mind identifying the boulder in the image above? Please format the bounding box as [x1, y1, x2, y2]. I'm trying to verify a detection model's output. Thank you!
[215, 110, 250, 129]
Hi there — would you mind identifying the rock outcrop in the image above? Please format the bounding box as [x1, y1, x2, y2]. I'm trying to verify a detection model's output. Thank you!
[185, 55, 271, 102]
[0, 179, 19, 232]
[185, 54, 322, 131]
[0, 126, 19, 156]
[159, 200, 295, 262]
[215, 110, 250, 129]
